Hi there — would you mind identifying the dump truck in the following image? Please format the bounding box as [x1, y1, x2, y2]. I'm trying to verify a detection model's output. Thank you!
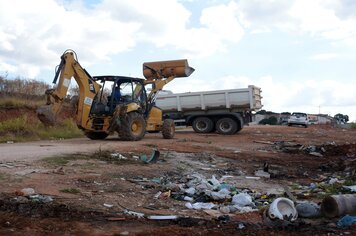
[155, 86, 262, 135]
[37, 49, 194, 141]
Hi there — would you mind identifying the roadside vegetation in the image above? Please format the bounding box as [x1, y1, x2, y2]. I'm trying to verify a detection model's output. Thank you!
[0, 76, 83, 142]
[351, 122, 356, 129]
[0, 115, 83, 142]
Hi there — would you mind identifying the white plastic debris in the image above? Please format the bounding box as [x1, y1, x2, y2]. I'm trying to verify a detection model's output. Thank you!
[147, 215, 178, 220]
[343, 185, 356, 192]
[103, 203, 113, 208]
[185, 202, 216, 210]
[111, 153, 127, 159]
[20, 188, 35, 196]
[183, 196, 194, 202]
[124, 210, 144, 218]
[254, 170, 270, 178]
[208, 175, 221, 189]
[209, 188, 231, 200]
[185, 187, 196, 196]
[232, 193, 253, 207]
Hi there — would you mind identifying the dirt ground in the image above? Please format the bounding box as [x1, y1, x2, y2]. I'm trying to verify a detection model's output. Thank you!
[0, 125, 355, 235]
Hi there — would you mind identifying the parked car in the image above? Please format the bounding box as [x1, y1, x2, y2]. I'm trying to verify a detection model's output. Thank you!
[288, 112, 308, 128]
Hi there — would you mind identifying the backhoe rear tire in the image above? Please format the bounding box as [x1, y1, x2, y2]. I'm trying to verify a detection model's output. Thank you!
[162, 119, 175, 139]
[119, 112, 146, 141]
[85, 132, 109, 140]
[192, 117, 214, 133]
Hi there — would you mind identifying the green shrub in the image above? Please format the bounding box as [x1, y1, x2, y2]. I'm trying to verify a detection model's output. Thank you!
[351, 122, 356, 130]
[259, 116, 278, 125]
[0, 115, 28, 134]
[0, 117, 83, 142]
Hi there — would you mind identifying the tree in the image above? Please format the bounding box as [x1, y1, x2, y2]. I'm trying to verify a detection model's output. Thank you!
[334, 113, 349, 124]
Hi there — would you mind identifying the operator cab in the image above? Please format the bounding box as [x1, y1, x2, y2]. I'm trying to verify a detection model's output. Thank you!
[91, 75, 148, 115]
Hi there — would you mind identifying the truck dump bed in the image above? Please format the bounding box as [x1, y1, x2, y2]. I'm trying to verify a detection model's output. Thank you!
[156, 85, 262, 112]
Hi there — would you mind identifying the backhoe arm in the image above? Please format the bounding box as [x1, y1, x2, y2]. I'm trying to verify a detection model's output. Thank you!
[37, 50, 101, 130]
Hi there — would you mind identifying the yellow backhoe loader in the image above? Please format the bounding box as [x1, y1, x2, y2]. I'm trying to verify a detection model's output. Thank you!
[37, 49, 194, 141]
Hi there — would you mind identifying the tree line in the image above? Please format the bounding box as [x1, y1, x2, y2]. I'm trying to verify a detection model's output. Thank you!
[0, 76, 50, 98]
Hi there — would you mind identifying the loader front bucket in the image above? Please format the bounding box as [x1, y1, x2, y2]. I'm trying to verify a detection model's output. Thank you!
[37, 105, 56, 126]
[143, 59, 195, 80]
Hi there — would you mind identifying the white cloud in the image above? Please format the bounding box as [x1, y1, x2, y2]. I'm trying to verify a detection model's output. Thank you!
[0, 0, 246, 77]
[235, 0, 356, 45]
[310, 53, 338, 60]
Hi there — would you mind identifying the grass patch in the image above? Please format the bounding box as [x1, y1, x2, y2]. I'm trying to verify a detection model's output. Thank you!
[0, 173, 8, 181]
[0, 97, 42, 109]
[0, 116, 83, 143]
[60, 188, 81, 194]
[350, 122, 356, 130]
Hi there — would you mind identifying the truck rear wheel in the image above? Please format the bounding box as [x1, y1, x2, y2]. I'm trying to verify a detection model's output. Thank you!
[162, 119, 175, 139]
[216, 117, 238, 135]
[192, 117, 214, 133]
[119, 112, 146, 141]
[85, 132, 109, 140]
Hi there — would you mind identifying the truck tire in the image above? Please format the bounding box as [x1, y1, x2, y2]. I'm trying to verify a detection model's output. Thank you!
[85, 132, 109, 140]
[119, 112, 146, 141]
[192, 117, 214, 133]
[216, 117, 238, 135]
[162, 119, 175, 139]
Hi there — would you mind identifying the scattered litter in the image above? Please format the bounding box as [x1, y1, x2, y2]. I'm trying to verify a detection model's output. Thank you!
[185, 202, 216, 210]
[254, 170, 270, 178]
[321, 194, 356, 218]
[296, 201, 321, 218]
[140, 150, 160, 164]
[232, 193, 253, 207]
[111, 153, 127, 160]
[185, 187, 196, 196]
[184, 196, 194, 202]
[309, 152, 323, 157]
[29, 195, 53, 203]
[147, 215, 178, 220]
[268, 197, 298, 221]
[14, 169, 41, 176]
[16, 188, 35, 196]
[6, 141, 14, 144]
[154, 191, 162, 199]
[124, 210, 145, 218]
[343, 185, 356, 192]
[237, 222, 245, 229]
[245, 176, 260, 180]
[337, 215, 356, 228]
[103, 203, 114, 208]
[0, 163, 14, 168]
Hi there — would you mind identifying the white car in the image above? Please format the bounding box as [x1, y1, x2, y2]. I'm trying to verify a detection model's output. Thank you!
[288, 112, 309, 128]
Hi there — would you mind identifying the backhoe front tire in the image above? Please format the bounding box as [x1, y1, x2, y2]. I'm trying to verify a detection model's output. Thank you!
[162, 119, 175, 139]
[119, 112, 146, 141]
[85, 132, 109, 140]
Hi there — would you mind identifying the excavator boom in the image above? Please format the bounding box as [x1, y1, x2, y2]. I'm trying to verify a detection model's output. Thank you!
[37, 50, 101, 129]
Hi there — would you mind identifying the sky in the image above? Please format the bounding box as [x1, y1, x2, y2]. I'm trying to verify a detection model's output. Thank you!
[0, 0, 355, 121]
